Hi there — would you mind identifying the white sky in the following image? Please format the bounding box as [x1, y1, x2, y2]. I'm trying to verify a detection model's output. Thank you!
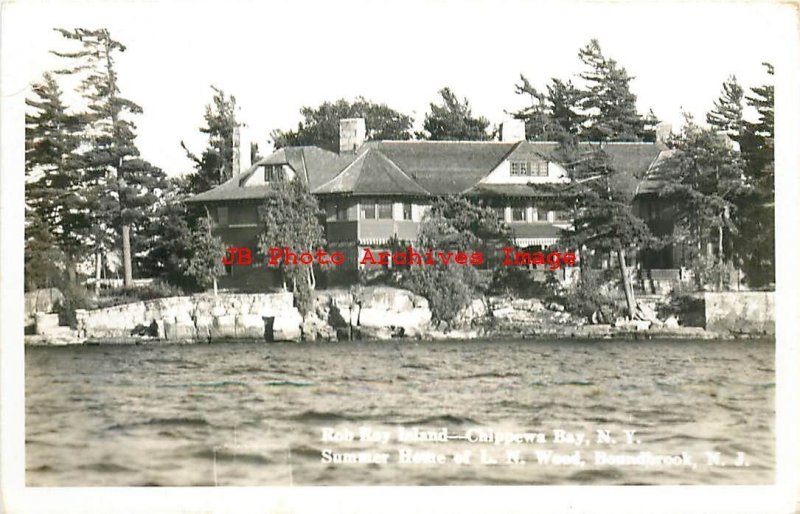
[3, 0, 790, 176]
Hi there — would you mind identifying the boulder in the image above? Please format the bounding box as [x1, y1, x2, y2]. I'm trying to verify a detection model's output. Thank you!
[492, 307, 515, 320]
[664, 316, 680, 329]
[634, 301, 659, 323]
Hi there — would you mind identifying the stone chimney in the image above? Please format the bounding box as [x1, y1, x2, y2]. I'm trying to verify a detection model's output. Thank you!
[339, 118, 366, 154]
[232, 124, 252, 175]
[655, 122, 672, 144]
[500, 119, 526, 142]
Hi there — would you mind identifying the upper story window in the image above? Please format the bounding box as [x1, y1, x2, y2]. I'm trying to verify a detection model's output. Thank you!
[217, 206, 229, 226]
[377, 201, 393, 219]
[511, 207, 527, 222]
[263, 164, 285, 182]
[361, 201, 376, 220]
[336, 204, 349, 221]
[360, 200, 393, 220]
[510, 159, 548, 177]
[403, 203, 413, 221]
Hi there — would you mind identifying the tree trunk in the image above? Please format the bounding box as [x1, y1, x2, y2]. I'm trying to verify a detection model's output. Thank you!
[308, 266, 316, 290]
[717, 224, 724, 291]
[94, 251, 102, 294]
[66, 253, 77, 285]
[213, 277, 218, 296]
[617, 248, 636, 319]
[122, 224, 133, 286]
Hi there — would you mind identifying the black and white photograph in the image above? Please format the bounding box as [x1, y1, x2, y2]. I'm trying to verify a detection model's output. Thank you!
[1, 0, 798, 513]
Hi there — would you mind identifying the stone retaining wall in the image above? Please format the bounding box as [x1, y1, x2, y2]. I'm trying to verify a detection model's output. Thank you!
[75, 292, 300, 341]
[704, 291, 774, 334]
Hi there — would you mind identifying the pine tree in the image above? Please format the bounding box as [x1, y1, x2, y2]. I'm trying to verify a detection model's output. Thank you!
[511, 75, 554, 141]
[578, 40, 645, 142]
[706, 75, 744, 141]
[182, 86, 238, 193]
[25, 72, 87, 285]
[421, 87, 491, 141]
[656, 115, 747, 290]
[52, 28, 161, 288]
[553, 141, 654, 317]
[735, 63, 774, 287]
[547, 78, 586, 142]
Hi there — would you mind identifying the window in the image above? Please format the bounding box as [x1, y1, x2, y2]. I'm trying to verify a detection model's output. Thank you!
[336, 204, 349, 221]
[229, 206, 258, 226]
[510, 159, 548, 177]
[377, 201, 393, 219]
[264, 164, 284, 181]
[511, 207, 526, 222]
[403, 203, 413, 221]
[217, 206, 229, 226]
[361, 201, 376, 219]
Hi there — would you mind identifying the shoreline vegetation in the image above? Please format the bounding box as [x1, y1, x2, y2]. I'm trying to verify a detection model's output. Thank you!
[25, 286, 774, 346]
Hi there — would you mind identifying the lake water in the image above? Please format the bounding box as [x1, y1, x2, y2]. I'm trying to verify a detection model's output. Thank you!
[25, 338, 775, 486]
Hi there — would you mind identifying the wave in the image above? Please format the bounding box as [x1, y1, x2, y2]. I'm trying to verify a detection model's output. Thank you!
[265, 380, 314, 387]
[289, 410, 365, 423]
[109, 416, 211, 430]
[156, 380, 251, 389]
[396, 414, 478, 426]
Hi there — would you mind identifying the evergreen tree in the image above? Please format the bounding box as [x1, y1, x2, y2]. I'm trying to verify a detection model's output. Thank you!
[182, 215, 226, 295]
[706, 75, 744, 140]
[577, 39, 645, 142]
[272, 96, 413, 152]
[182, 86, 238, 193]
[656, 115, 747, 290]
[52, 28, 161, 288]
[420, 87, 491, 141]
[510, 75, 555, 141]
[735, 63, 774, 287]
[257, 177, 325, 313]
[553, 141, 654, 317]
[25, 72, 87, 285]
[547, 78, 586, 142]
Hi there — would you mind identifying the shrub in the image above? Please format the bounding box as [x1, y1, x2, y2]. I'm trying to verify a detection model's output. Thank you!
[548, 268, 624, 321]
[657, 290, 705, 326]
[401, 265, 484, 326]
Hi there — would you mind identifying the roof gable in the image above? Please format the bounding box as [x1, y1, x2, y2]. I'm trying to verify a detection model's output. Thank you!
[313, 149, 428, 196]
[361, 141, 517, 194]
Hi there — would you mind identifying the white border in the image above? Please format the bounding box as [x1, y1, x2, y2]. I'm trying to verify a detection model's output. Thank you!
[2, 1, 798, 513]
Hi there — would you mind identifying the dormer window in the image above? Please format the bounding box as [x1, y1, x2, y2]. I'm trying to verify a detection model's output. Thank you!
[510, 160, 548, 177]
[264, 164, 285, 182]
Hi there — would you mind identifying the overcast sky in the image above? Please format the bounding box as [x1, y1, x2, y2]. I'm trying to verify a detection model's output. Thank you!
[3, 0, 790, 176]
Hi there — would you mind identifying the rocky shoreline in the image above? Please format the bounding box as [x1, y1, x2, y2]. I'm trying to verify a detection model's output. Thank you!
[25, 287, 770, 346]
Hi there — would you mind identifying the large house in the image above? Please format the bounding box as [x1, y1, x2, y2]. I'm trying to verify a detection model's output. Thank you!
[187, 118, 676, 288]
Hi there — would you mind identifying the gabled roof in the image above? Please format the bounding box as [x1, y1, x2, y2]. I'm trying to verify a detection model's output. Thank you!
[313, 149, 429, 196]
[186, 146, 356, 203]
[635, 149, 679, 195]
[359, 141, 519, 194]
[187, 139, 667, 203]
